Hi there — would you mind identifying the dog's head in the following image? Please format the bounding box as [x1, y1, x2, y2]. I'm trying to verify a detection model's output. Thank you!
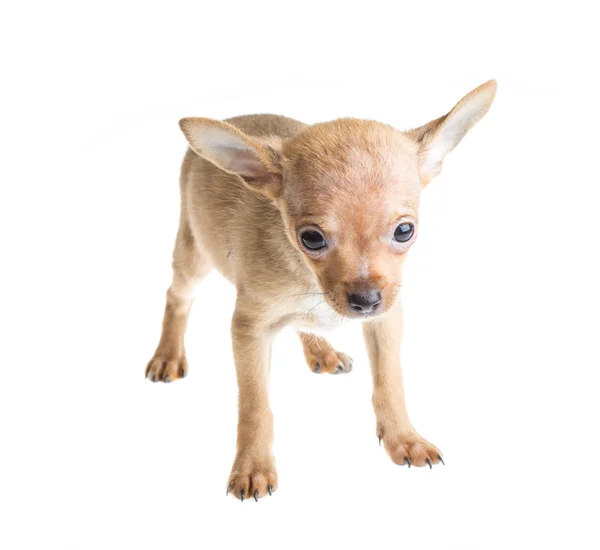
[180, 81, 496, 319]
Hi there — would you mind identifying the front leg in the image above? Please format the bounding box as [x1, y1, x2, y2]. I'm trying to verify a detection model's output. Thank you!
[298, 332, 353, 374]
[226, 307, 278, 501]
[363, 303, 443, 468]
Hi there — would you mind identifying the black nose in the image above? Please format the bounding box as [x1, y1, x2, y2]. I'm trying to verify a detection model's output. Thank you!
[347, 290, 382, 313]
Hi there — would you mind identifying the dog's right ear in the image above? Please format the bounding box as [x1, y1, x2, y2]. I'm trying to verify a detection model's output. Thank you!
[179, 118, 283, 198]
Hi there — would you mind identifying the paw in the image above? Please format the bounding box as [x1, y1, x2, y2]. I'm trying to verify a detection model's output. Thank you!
[145, 351, 188, 383]
[378, 431, 443, 468]
[226, 456, 278, 501]
[307, 349, 353, 375]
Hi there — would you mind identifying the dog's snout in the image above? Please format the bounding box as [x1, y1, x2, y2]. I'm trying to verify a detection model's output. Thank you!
[347, 290, 382, 314]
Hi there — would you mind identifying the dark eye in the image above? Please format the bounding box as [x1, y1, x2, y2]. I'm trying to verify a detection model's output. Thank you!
[300, 230, 327, 251]
[393, 222, 415, 243]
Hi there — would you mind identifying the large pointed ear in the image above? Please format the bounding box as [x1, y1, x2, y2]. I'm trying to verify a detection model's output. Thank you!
[179, 117, 283, 198]
[408, 80, 497, 185]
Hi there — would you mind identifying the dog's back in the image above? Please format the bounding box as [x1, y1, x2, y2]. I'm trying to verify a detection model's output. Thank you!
[225, 114, 306, 139]
[179, 114, 308, 290]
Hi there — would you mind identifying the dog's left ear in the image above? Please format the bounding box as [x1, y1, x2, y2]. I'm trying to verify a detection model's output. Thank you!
[408, 80, 497, 185]
[179, 118, 283, 198]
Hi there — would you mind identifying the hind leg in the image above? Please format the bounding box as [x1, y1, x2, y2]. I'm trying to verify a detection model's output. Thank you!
[298, 332, 353, 374]
[146, 219, 212, 383]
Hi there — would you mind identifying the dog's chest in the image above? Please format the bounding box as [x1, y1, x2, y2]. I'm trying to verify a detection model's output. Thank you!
[290, 296, 350, 335]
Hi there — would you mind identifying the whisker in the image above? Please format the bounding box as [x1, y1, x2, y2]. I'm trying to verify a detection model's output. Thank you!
[287, 291, 328, 298]
[304, 300, 325, 318]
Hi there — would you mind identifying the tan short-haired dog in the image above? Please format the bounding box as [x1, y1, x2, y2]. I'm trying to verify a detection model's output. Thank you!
[146, 81, 497, 501]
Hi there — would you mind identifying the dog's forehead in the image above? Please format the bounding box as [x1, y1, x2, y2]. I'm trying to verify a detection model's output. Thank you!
[282, 119, 420, 216]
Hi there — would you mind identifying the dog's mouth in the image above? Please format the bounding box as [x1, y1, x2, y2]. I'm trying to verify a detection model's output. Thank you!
[340, 311, 382, 322]
[340, 306, 387, 320]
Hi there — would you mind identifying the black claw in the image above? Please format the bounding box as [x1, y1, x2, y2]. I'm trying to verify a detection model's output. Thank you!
[240, 489, 244, 502]
[226, 483, 233, 496]
[164, 376, 170, 383]
[314, 363, 320, 373]
[254, 490, 259, 502]
[151, 374, 156, 382]
[426, 458, 433, 469]
[438, 454, 445, 466]
[404, 457, 411, 468]
[378, 434, 382, 446]
[268, 485, 273, 496]
[336, 364, 344, 373]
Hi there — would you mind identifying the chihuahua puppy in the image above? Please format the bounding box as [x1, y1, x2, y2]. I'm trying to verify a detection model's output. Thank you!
[146, 81, 496, 501]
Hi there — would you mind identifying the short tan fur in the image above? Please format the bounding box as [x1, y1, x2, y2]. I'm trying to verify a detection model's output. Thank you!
[146, 81, 497, 500]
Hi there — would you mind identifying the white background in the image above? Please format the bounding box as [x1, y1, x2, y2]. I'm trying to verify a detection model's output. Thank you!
[1, 1, 599, 549]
